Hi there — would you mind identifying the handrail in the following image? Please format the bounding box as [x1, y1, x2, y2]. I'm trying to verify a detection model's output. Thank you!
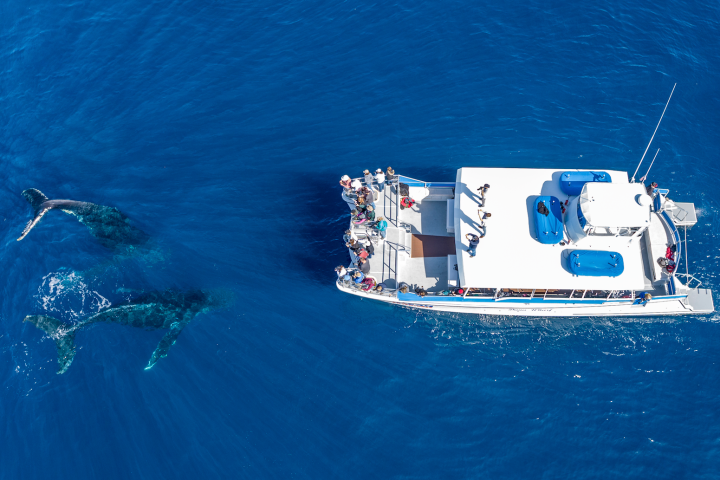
[336, 278, 396, 297]
[658, 209, 682, 280]
[674, 273, 703, 289]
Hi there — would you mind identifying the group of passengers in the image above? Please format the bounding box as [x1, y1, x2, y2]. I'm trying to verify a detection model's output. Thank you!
[335, 264, 389, 293]
[340, 167, 395, 194]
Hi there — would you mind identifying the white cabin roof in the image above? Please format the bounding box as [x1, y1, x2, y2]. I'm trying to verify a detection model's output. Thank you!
[454, 168, 648, 290]
[580, 182, 651, 228]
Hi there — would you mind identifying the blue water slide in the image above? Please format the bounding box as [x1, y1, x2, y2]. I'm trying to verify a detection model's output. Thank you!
[568, 250, 624, 277]
[559, 171, 612, 196]
[533, 196, 564, 244]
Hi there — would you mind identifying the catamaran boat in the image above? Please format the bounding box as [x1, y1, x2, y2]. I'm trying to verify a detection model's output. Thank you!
[336, 167, 714, 317]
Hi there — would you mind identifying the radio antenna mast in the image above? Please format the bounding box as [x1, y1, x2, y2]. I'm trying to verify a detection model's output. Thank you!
[639, 148, 660, 183]
[630, 83, 676, 183]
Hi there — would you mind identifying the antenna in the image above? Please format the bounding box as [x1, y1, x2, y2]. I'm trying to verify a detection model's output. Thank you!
[630, 83, 677, 183]
[639, 148, 660, 183]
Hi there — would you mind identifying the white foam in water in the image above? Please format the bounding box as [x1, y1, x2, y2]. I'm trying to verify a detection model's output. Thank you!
[35, 271, 111, 321]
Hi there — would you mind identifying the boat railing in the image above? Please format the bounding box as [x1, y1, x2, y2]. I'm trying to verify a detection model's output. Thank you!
[674, 273, 703, 289]
[397, 175, 455, 189]
[383, 178, 400, 227]
[658, 209, 682, 279]
[336, 278, 397, 297]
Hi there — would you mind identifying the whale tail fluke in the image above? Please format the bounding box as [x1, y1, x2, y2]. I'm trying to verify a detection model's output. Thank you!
[18, 189, 51, 242]
[21, 188, 49, 213]
[23, 315, 77, 374]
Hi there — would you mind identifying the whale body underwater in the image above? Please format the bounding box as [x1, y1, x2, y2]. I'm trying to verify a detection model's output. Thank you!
[18, 188, 149, 250]
[24, 290, 226, 373]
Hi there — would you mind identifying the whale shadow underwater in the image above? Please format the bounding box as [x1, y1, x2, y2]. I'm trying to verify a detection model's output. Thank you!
[18, 188, 150, 251]
[24, 289, 229, 374]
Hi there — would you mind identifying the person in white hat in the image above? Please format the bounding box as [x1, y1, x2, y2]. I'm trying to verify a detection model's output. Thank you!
[374, 168, 385, 193]
[363, 169, 374, 189]
[340, 175, 352, 191]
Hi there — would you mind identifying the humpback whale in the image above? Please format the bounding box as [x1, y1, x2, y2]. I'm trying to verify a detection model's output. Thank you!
[24, 290, 226, 373]
[18, 188, 149, 250]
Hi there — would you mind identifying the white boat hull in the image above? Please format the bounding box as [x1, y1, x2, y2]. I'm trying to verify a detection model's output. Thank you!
[337, 283, 712, 317]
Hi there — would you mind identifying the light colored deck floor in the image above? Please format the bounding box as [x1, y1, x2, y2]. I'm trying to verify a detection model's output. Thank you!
[347, 185, 453, 292]
[398, 200, 453, 237]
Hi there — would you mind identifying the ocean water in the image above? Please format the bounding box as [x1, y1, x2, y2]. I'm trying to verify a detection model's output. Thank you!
[1, 0, 719, 478]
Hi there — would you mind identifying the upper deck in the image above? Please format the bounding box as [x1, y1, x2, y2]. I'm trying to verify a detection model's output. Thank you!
[454, 168, 648, 290]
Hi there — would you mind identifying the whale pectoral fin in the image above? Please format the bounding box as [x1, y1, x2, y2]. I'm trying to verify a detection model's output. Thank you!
[145, 322, 187, 370]
[17, 207, 51, 241]
[23, 315, 77, 374]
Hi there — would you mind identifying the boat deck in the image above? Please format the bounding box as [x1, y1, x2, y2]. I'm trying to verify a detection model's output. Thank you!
[348, 182, 455, 293]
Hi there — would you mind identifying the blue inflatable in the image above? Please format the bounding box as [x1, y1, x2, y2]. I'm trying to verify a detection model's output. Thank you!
[533, 196, 563, 244]
[559, 171, 612, 196]
[568, 250, 624, 277]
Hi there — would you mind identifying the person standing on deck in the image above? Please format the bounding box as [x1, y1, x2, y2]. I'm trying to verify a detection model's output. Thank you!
[374, 169, 385, 193]
[341, 189, 355, 210]
[358, 257, 371, 275]
[361, 185, 377, 208]
[340, 175, 352, 191]
[363, 238, 375, 258]
[363, 170, 374, 189]
[466, 233, 481, 257]
[386, 167, 396, 189]
[355, 196, 367, 212]
[365, 205, 376, 224]
[478, 209, 492, 225]
[335, 265, 347, 279]
[477, 184, 490, 206]
[343, 229, 358, 244]
[375, 217, 388, 239]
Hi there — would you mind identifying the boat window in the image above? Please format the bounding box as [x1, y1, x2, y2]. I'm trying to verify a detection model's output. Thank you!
[466, 288, 495, 297]
[544, 289, 574, 298]
[583, 290, 609, 298]
[587, 226, 637, 237]
[499, 289, 533, 298]
[577, 202, 587, 228]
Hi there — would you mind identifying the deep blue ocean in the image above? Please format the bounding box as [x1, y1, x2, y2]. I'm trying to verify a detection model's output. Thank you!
[1, 0, 719, 478]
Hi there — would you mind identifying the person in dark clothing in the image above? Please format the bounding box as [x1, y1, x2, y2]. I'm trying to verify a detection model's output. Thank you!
[358, 257, 371, 275]
[465, 233, 480, 257]
[537, 201, 549, 216]
[477, 184, 490, 206]
[365, 205, 376, 223]
[414, 286, 427, 297]
[364, 239, 375, 258]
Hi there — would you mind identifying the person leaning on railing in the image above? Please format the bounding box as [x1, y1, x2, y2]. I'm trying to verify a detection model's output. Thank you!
[374, 169, 385, 192]
[386, 167, 396, 187]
